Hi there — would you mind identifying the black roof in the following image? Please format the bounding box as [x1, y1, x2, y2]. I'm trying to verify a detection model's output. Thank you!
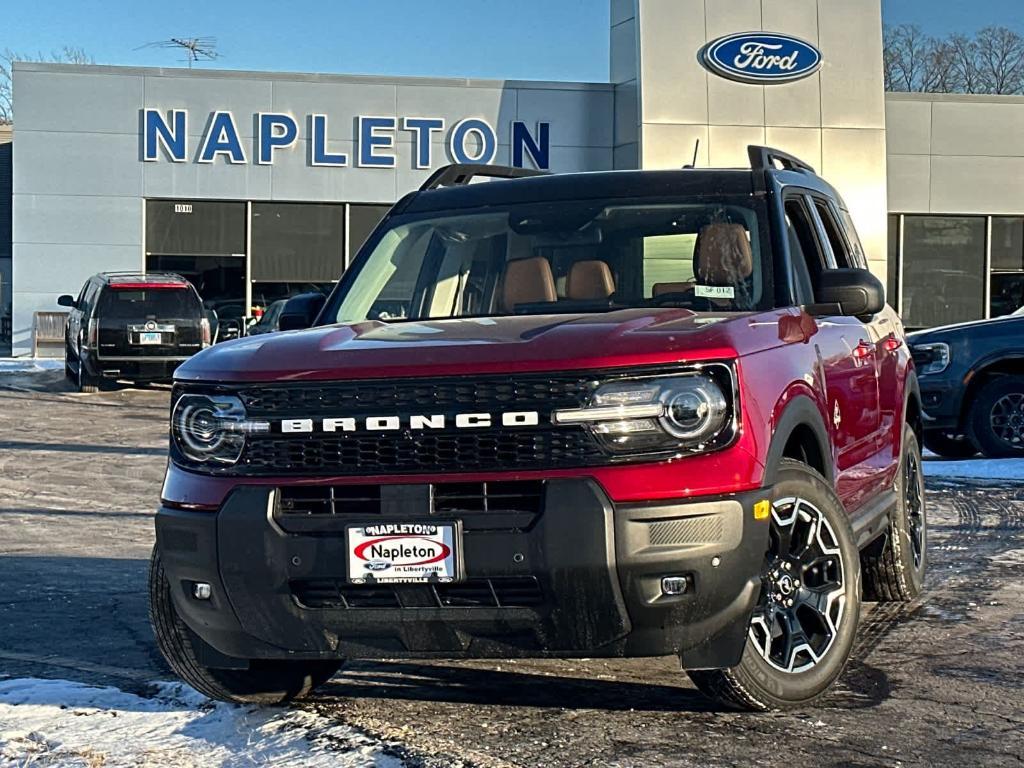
[401, 163, 846, 216]
[402, 168, 761, 213]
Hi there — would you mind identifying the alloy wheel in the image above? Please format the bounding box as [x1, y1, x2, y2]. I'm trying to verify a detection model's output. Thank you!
[748, 496, 846, 674]
[989, 392, 1024, 449]
[904, 447, 926, 569]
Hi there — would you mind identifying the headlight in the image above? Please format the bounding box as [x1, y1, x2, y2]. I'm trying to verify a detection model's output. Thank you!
[553, 367, 736, 455]
[912, 342, 950, 375]
[171, 394, 269, 465]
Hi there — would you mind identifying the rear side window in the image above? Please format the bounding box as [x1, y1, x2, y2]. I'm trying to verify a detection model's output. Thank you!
[837, 208, 867, 267]
[814, 201, 854, 268]
[98, 288, 200, 319]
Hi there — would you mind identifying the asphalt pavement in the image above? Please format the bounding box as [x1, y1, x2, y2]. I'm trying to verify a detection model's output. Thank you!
[1, 381, 1022, 767]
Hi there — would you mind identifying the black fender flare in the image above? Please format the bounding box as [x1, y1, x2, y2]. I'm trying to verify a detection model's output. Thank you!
[762, 395, 833, 487]
[903, 369, 922, 435]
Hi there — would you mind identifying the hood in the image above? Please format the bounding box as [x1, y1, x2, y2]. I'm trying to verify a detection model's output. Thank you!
[176, 308, 765, 383]
[908, 313, 1023, 343]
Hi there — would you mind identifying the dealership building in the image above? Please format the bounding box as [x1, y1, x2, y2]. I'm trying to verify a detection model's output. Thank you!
[3, 0, 1024, 356]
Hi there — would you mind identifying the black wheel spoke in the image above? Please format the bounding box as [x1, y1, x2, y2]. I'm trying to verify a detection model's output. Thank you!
[750, 495, 847, 674]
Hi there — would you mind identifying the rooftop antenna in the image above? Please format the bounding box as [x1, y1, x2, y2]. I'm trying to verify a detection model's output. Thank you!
[683, 139, 700, 169]
[135, 37, 220, 68]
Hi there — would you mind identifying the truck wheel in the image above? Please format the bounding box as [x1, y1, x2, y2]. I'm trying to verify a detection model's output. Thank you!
[76, 347, 100, 393]
[922, 431, 976, 459]
[64, 342, 76, 383]
[148, 549, 341, 704]
[969, 376, 1024, 458]
[688, 460, 860, 711]
[863, 424, 928, 602]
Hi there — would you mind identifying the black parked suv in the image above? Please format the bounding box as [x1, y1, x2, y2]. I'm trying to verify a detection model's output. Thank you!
[909, 307, 1024, 458]
[59, 272, 210, 392]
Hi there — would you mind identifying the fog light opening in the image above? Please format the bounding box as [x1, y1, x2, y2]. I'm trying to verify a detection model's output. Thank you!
[191, 582, 212, 601]
[661, 575, 691, 596]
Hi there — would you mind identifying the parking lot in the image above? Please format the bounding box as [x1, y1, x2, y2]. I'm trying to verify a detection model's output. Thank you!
[1, 381, 1023, 767]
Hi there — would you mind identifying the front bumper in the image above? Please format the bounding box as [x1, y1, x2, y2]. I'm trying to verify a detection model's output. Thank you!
[155, 479, 770, 669]
[917, 377, 963, 432]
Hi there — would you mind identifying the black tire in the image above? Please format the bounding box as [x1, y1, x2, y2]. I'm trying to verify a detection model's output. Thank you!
[922, 431, 977, 459]
[148, 548, 342, 704]
[863, 425, 928, 602]
[76, 347, 100, 393]
[64, 342, 76, 383]
[969, 376, 1024, 458]
[688, 459, 861, 711]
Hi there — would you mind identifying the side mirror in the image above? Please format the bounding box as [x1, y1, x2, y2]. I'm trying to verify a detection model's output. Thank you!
[57, 294, 76, 308]
[808, 268, 885, 318]
[279, 292, 326, 332]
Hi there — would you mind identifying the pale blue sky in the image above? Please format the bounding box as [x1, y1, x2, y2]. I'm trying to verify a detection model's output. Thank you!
[3, 1, 1021, 83]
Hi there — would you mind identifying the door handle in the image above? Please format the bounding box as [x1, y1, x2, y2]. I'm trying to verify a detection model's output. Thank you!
[853, 340, 874, 359]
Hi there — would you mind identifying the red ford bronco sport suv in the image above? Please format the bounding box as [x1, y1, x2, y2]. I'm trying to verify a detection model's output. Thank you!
[150, 146, 927, 711]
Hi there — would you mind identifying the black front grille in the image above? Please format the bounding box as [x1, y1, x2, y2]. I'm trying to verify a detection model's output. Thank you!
[237, 373, 595, 415]
[291, 577, 544, 609]
[226, 371, 607, 476]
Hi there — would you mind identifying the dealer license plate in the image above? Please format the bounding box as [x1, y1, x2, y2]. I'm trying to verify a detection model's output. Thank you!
[347, 522, 459, 584]
[138, 332, 162, 344]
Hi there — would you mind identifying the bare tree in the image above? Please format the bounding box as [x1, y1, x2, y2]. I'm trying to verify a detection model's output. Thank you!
[0, 46, 93, 125]
[922, 38, 962, 93]
[886, 24, 1024, 95]
[884, 24, 937, 91]
[973, 25, 1024, 94]
[946, 33, 982, 93]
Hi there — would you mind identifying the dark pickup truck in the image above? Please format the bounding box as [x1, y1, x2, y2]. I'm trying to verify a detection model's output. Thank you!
[909, 307, 1024, 458]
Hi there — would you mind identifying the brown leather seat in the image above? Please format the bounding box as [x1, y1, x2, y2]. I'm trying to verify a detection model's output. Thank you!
[499, 256, 557, 312]
[694, 223, 753, 285]
[652, 281, 695, 297]
[566, 260, 615, 300]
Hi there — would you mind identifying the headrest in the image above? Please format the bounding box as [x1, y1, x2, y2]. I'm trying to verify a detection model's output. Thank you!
[500, 257, 557, 311]
[694, 223, 753, 285]
[652, 281, 695, 297]
[566, 260, 615, 300]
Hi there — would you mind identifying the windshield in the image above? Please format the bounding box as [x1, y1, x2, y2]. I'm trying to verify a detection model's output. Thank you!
[327, 197, 771, 324]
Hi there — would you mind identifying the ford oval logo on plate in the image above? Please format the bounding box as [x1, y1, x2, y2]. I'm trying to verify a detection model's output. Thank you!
[702, 32, 822, 85]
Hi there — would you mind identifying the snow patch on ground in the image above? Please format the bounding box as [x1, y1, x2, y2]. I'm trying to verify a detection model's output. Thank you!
[0, 358, 64, 373]
[0, 677, 403, 768]
[923, 455, 1024, 481]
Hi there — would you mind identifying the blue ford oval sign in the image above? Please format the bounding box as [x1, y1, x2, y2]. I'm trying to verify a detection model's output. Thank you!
[702, 32, 822, 85]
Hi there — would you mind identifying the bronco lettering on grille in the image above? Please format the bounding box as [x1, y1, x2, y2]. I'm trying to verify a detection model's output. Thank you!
[279, 411, 540, 433]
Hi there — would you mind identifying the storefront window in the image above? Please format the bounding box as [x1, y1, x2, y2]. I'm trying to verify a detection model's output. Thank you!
[146, 201, 246, 257]
[991, 218, 1024, 271]
[887, 215, 900, 311]
[901, 216, 986, 329]
[990, 217, 1024, 317]
[348, 204, 391, 259]
[251, 203, 344, 282]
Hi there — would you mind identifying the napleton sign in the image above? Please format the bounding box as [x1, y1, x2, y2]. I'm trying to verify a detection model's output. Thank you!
[141, 109, 552, 169]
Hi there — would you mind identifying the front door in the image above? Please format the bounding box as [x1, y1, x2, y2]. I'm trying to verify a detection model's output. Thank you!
[783, 195, 882, 512]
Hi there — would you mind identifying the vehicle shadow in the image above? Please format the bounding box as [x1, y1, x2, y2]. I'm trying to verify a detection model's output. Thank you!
[318, 659, 720, 713]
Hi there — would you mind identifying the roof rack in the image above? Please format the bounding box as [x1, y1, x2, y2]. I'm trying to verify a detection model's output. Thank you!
[747, 145, 816, 174]
[419, 163, 547, 191]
